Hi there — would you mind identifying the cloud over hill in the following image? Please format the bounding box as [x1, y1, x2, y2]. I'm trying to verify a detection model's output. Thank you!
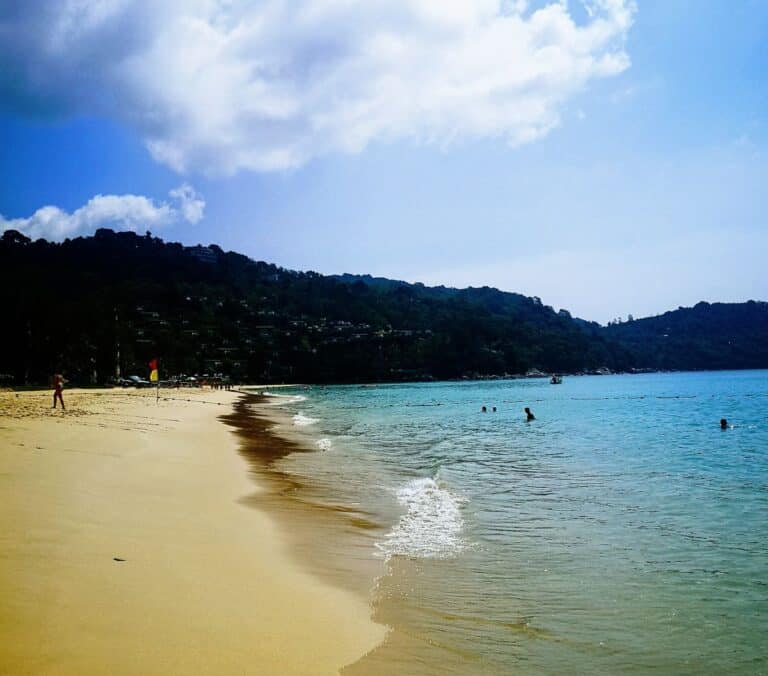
[0, 184, 204, 241]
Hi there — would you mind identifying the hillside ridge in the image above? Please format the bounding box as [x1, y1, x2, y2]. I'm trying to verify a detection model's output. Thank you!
[1, 228, 765, 383]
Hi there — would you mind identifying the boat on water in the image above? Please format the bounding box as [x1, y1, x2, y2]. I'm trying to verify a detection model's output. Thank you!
[550, 374, 563, 384]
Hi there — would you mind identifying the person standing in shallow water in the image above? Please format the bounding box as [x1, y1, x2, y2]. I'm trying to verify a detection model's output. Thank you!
[525, 407, 535, 421]
[52, 374, 66, 410]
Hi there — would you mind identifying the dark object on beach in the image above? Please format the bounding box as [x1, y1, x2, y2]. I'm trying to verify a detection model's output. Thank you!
[113, 557, 126, 562]
[720, 418, 728, 430]
[525, 407, 535, 421]
[481, 406, 487, 413]
[52, 373, 66, 410]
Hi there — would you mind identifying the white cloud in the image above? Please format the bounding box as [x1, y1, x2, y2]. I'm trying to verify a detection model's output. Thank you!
[168, 183, 206, 223]
[0, 185, 206, 241]
[0, 0, 635, 174]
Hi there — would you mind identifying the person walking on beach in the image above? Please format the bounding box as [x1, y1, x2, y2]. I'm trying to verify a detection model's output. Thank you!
[524, 407, 535, 421]
[52, 373, 66, 410]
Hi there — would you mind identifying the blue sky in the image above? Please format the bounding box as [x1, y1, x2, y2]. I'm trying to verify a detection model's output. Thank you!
[1, 1, 766, 323]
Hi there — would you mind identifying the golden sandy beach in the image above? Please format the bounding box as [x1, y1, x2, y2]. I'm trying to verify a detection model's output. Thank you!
[0, 388, 385, 675]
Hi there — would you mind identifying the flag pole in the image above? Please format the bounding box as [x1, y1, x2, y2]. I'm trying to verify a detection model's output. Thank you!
[149, 358, 159, 404]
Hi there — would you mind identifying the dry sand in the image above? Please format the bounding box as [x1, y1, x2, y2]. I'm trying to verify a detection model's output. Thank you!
[0, 388, 385, 675]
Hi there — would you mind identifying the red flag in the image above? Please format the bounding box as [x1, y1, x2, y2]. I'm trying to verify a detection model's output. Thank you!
[148, 358, 158, 370]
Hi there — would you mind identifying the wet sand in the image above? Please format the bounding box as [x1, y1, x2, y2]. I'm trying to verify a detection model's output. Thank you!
[0, 388, 385, 675]
[220, 393, 388, 601]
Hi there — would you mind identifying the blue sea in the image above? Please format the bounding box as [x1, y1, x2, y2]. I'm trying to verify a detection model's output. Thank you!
[261, 371, 767, 674]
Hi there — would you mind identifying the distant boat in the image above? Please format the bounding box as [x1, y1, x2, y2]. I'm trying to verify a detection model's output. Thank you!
[550, 374, 563, 384]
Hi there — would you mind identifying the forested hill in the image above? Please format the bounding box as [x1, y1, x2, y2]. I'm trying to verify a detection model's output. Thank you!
[0, 228, 764, 384]
[604, 301, 768, 371]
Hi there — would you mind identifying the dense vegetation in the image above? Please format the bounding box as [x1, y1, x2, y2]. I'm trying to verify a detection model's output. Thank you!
[0, 229, 765, 384]
[604, 301, 768, 371]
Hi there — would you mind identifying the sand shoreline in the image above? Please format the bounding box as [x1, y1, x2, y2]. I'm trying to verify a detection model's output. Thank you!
[220, 393, 389, 603]
[0, 388, 385, 674]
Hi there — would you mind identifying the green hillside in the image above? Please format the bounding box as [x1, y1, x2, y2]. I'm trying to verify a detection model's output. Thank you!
[1, 228, 764, 384]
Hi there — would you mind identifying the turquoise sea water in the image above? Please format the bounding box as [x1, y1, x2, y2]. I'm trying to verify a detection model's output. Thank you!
[266, 371, 767, 674]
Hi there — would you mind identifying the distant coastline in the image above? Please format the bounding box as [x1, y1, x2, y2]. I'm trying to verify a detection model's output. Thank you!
[1, 229, 766, 387]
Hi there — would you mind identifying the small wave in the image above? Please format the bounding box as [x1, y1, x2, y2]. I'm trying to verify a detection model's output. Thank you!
[376, 477, 468, 560]
[264, 392, 307, 404]
[293, 413, 319, 426]
[317, 438, 333, 451]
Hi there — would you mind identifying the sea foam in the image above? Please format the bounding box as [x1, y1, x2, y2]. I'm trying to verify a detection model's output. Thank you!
[263, 392, 307, 404]
[292, 412, 319, 426]
[377, 477, 467, 559]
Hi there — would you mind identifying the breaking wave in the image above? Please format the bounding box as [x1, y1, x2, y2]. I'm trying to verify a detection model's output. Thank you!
[376, 477, 468, 559]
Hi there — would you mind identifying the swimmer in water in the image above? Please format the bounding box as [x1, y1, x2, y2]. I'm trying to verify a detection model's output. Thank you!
[492, 406, 497, 412]
[525, 407, 535, 421]
[481, 406, 487, 413]
[720, 418, 728, 430]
